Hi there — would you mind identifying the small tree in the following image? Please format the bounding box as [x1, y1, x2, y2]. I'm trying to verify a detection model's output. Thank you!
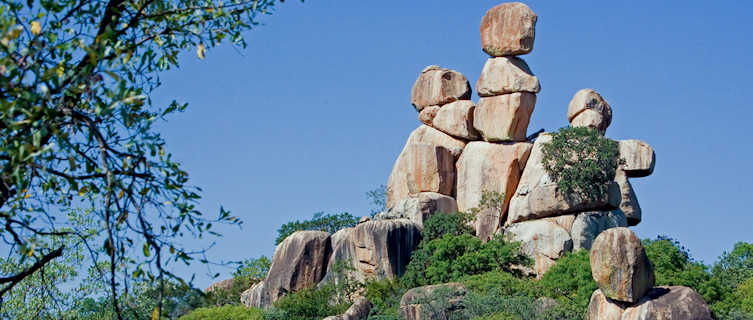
[541, 127, 622, 201]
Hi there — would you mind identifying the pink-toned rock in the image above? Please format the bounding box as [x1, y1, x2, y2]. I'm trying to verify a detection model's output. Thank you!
[418, 105, 440, 126]
[480, 2, 537, 56]
[568, 89, 612, 133]
[614, 170, 641, 226]
[387, 126, 466, 207]
[322, 220, 421, 284]
[473, 92, 536, 142]
[205, 278, 235, 293]
[621, 286, 713, 320]
[376, 192, 458, 229]
[432, 100, 479, 140]
[456, 141, 533, 241]
[241, 281, 265, 307]
[477, 57, 540, 96]
[387, 142, 455, 203]
[352, 219, 422, 281]
[618, 140, 655, 178]
[586, 287, 714, 320]
[502, 219, 573, 277]
[525, 182, 621, 221]
[411, 65, 471, 112]
[542, 214, 577, 233]
[586, 289, 626, 320]
[590, 228, 655, 303]
[260, 231, 332, 307]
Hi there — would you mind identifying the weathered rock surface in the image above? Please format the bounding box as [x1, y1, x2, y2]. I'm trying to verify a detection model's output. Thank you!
[571, 210, 627, 251]
[526, 182, 621, 219]
[411, 65, 471, 112]
[324, 296, 373, 320]
[614, 170, 641, 226]
[502, 220, 573, 276]
[205, 278, 234, 293]
[352, 219, 421, 280]
[331, 227, 354, 252]
[258, 231, 331, 307]
[324, 219, 421, 283]
[456, 141, 533, 241]
[586, 289, 628, 320]
[240, 281, 264, 308]
[399, 283, 467, 320]
[568, 89, 612, 133]
[480, 2, 537, 56]
[621, 286, 713, 320]
[387, 125, 466, 207]
[618, 140, 655, 178]
[590, 228, 655, 303]
[375, 192, 458, 229]
[387, 143, 455, 206]
[541, 214, 577, 233]
[587, 287, 713, 320]
[477, 57, 540, 96]
[419, 105, 440, 126]
[474, 92, 536, 142]
[432, 100, 479, 140]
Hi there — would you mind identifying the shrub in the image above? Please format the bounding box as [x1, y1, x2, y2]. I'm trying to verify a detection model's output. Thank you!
[421, 211, 474, 242]
[178, 305, 263, 320]
[270, 283, 350, 320]
[275, 212, 358, 244]
[541, 127, 622, 201]
[206, 256, 270, 307]
[402, 233, 529, 288]
[713, 242, 753, 291]
[539, 250, 597, 310]
[362, 279, 404, 318]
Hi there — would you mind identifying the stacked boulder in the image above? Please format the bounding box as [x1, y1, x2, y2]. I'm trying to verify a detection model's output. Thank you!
[587, 228, 712, 319]
[381, 2, 656, 277]
[236, 1, 673, 312]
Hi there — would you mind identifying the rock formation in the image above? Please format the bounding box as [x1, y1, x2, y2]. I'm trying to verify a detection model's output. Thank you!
[238, 1, 680, 312]
[376, 1, 656, 277]
[586, 228, 712, 319]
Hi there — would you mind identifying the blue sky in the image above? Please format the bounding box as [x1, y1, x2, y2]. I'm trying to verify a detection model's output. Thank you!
[150, 1, 753, 287]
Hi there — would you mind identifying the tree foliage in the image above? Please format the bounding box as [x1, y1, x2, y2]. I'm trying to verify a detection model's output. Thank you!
[0, 0, 291, 317]
[275, 211, 358, 245]
[205, 256, 270, 307]
[402, 212, 529, 288]
[366, 184, 386, 216]
[541, 127, 622, 200]
[539, 249, 597, 311]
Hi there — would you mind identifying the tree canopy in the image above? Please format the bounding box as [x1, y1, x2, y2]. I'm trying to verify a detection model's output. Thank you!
[0, 0, 290, 317]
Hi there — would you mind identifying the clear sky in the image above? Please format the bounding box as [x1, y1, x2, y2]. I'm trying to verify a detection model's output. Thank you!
[149, 1, 753, 288]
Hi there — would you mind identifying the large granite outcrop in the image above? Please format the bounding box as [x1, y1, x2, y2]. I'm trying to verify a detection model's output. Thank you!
[254, 231, 331, 307]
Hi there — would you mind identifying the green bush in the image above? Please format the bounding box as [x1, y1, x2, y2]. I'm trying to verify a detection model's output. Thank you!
[541, 127, 622, 201]
[270, 283, 350, 320]
[275, 212, 359, 245]
[178, 305, 263, 320]
[641, 236, 722, 302]
[401, 234, 529, 288]
[421, 211, 474, 242]
[539, 250, 597, 310]
[206, 256, 271, 307]
[362, 279, 404, 318]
